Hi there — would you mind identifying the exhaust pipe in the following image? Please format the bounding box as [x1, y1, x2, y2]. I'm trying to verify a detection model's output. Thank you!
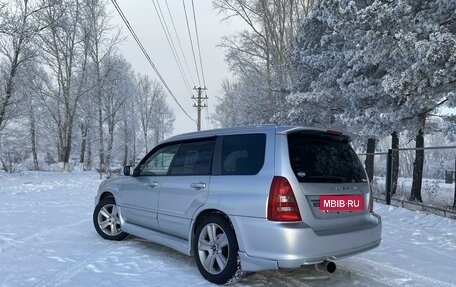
[315, 261, 336, 273]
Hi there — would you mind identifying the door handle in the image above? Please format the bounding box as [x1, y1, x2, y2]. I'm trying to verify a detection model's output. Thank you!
[191, 182, 206, 189]
[148, 181, 158, 189]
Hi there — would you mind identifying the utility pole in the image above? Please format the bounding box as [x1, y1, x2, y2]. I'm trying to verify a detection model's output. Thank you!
[192, 86, 207, 131]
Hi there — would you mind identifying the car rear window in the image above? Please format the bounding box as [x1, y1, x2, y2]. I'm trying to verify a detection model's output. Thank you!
[288, 132, 367, 183]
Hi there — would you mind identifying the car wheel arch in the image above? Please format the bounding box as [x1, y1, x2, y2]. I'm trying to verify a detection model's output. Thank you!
[190, 209, 241, 256]
[99, 191, 115, 203]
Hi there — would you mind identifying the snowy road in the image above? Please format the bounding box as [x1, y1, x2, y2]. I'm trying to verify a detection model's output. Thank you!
[0, 172, 455, 287]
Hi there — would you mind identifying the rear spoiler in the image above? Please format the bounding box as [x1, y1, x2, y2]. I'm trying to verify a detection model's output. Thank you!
[288, 129, 352, 143]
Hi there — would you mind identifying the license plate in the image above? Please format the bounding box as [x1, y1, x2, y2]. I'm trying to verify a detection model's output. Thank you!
[319, 195, 364, 211]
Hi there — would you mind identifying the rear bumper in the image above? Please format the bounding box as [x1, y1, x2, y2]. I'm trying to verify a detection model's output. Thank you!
[230, 212, 382, 271]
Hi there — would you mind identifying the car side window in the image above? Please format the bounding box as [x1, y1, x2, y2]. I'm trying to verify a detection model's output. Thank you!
[221, 134, 266, 175]
[169, 139, 214, 176]
[138, 144, 180, 176]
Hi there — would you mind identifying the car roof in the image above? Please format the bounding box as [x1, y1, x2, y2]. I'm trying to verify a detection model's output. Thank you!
[163, 125, 345, 143]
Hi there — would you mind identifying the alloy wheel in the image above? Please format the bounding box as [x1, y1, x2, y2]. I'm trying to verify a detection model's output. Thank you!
[197, 223, 230, 275]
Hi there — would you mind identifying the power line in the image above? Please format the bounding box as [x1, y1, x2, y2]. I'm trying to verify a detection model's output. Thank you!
[182, 0, 201, 87]
[111, 0, 196, 123]
[155, 0, 208, 130]
[150, 0, 193, 96]
[188, 0, 209, 130]
[191, 0, 206, 87]
[163, 0, 196, 87]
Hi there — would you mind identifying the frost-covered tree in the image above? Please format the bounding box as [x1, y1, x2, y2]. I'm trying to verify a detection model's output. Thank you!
[213, 0, 315, 125]
[0, 0, 174, 173]
[22, 63, 49, 171]
[212, 79, 243, 128]
[379, 0, 456, 201]
[82, 0, 122, 169]
[351, 0, 456, 201]
[136, 74, 174, 154]
[0, 62, 44, 172]
[0, 0, 48, 132]
[119, 90, 138, 166]
[288, 0, 388, 181]
[98, 55, 133, 167]
[137, 75, 157, 153]
[212, 77, 273, 127]
[37, 0, 89, 171]
[289, 0, 456, 201]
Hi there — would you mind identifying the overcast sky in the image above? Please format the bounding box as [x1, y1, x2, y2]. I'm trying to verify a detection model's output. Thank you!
[109, 0, 245, 135]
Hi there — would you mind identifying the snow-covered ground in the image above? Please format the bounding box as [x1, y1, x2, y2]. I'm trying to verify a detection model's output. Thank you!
[0, 171, 455, 287]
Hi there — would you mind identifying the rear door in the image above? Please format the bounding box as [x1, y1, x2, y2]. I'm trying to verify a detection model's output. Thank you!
[157, 138, 215, 239]
[287, 131, 371, 229]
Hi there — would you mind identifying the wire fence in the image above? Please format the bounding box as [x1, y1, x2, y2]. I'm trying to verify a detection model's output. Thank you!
[358, 146, 456, 219]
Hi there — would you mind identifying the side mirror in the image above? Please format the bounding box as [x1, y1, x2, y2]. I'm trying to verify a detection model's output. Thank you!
[123, 165, 134, 176]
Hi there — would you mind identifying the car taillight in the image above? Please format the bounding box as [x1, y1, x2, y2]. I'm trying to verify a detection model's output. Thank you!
[267, 176, 302, 222]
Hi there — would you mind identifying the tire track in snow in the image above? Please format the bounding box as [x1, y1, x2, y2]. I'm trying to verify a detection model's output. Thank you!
[358, 257, 456, 287]
[338, 263, 395, 286]
[1, 218, 90, 252]
[261, 270, 315, 287]
[355, 257, 456, 287]
[33, 240, 128, 287]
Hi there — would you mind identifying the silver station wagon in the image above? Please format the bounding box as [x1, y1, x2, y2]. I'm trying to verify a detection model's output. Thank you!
[93, 125, 382, 284]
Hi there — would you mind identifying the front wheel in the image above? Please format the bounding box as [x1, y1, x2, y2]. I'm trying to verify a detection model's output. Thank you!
[193, 214, 244, 284]
[93, 197, 128, 241]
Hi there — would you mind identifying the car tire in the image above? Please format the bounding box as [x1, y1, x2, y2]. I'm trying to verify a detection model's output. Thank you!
[93, 197, 128, 241]
[193, 214, 245, 284]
